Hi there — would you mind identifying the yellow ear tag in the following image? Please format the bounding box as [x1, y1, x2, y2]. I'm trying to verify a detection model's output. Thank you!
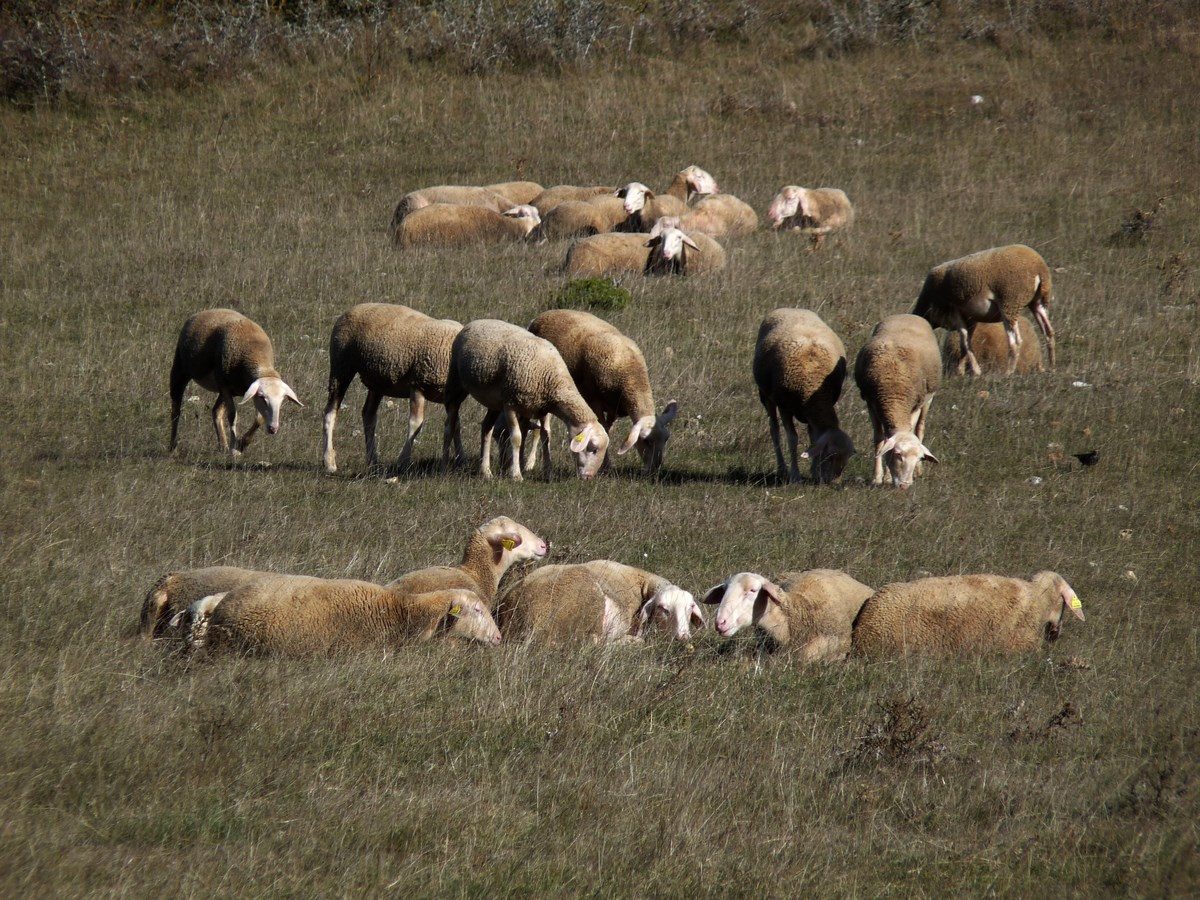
[448, 603, 463, 618]
[570, 432, 588, 452]
[1068, 595, 1082, 610]
[501, 538, 516, 551]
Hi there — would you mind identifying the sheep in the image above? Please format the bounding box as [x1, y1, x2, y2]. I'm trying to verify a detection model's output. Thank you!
[528, 197, 629, 243]
[526, 309, 678, 475]
[386, 515, 550, 609]
[389, 185, 518, 233]
[854, 314, 942, 489]
[614, 166, 718, 232]
[753, 308, 855, 484]
[644, 219, 727, 276]
[702, 569, 874, 662]
[169, 309, 302, 458]
[943, 317, 1044, 376]
[394, 203, 541, 248]
[485, 181, 544, 205]
[912, 244, 1056, 376]
[849, 571, 1085, 657]
[182, 581, 501, 656]
[765, 186, 854, 247]
[532, 185, 617, 217]
[442, 320, 609, 480]
[563, 232, 653, 278]
[495, 561, 703, 644]
[675, 192, 759, 239]
[322, 303, 462, 475]
[138, 565, 269, 639]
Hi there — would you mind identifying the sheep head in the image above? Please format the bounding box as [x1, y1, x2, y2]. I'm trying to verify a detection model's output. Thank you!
[703, 573, 786, 638]
[501, 204, 541, 235]
[633, 585, 704, 641]
[239, 377, 302, 436]
[876, 430, 938, 489]
[616, 182, 653, 216]
[1035, 571, 1084, 642]
[644, 224, 699, 275]
[766, 185, 808, 229]
[802, 428, 856, 484]
[617, 400, 678, 475]
[478, 516, 550, 565]
[440, 590, 502, 646]
[679, 165, 719, 198]
[569, 421, 609, 479]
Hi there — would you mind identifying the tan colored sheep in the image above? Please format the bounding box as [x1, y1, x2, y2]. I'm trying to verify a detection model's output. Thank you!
[854, 314, 942, 489]
[943, 317, 1044, 375]
[615, 182, 688, 232]
[850, 571, 1085, 657]
[562, 232, 652, 277]
[676, 192, 759, 239]
[765, 186, 854, 247]
[389, 185, 517, 233]
[496, 561, 703, 644]
[169, 309, 302, 458]
[138, 565, 269, 640]
[486, 181, 544, 205]
[323, 303, 462, 475]
[394, 203, 540, 248]
[527, 310, 678, 475]
[703, 569, 874, 662]
[644, 219, 727, 275]
[753, 308, 855, 484]
[528, 197, 629, 243]
[912, 244, 1056, 375]
[532, 185, 617, 217]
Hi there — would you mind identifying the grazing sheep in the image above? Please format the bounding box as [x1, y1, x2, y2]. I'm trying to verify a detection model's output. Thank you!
[443, 320, 609, 480]
[387, 515, 549, 609]
[394, 203, 541, 248]
[496, 561, 703, 644]
[169, 309, 302, 458]
[485, 181, 544, 205]
[138, 565, 270, 639]
[943, 317, 1044, 375]
[532, 185, 617, 217]
[527, 310, 678, 475]
[644, 219, 727, 275]
[854, 314, 942, 489]
[703, 569, 874, 662]
[766, 186, 854, 246]
[323, 303, 462, 475]
[850, 571, 1085, 657]
[528, 197, 630, 243]
[676, 192, 759, 239]
[563, 232, 652, 277]
[912, 244, 1056, 375]
[389, 185, 517, 233]
[183, 582, 500, 656]
[753, 308, 855, 484]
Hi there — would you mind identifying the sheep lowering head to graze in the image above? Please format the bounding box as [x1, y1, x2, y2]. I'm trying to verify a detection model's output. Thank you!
[703, 569, 874, 662]
[850, 571, 1085, 657]
[394, 203, 541, 248]
[766, 186, 854, 247]
[169, 309, 302, 458]
[912, 244, 1056, 376]
[644, 218, 727, 276]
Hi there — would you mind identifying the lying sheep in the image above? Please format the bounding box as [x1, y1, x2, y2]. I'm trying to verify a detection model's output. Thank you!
[323, 303, 462, 475]
[766, 186, 854, 247]
[443, 319, 609, 480]
[753, 308, 855, 484]
[496, 561, 703, 644]
[389, 185, 517, 233]
[912, 244, 1056, 375]
[615, 166, 718, 233]
[387, 515, 549, 609]
[138, 565, 269, 639]
[394, 203, 541, 248]
[486, 181, 544, 205]
[527, 310, 678, 475]
[943, 317, 1044, 375]
[850, 571, 1085, 657]
[854, 314, 941, 489]
[532, 185, 617, 217]
[528, 197, 629, 243]
[676, 192, 759, 239]
[562, 232, 652, 278]
[703, 569, 874, 662]
[169, 309, 302, 458]
[644, 219, 727, 276]
[183, 581, 500, 655]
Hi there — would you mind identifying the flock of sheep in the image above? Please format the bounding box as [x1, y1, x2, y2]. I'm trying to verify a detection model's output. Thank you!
[154, 164, 1079, 663]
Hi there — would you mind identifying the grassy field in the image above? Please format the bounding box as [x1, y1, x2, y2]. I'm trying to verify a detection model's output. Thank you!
[2, 26, 1199, 895]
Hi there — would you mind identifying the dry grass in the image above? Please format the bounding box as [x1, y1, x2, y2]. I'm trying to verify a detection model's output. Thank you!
[2, 26, 1199, 895]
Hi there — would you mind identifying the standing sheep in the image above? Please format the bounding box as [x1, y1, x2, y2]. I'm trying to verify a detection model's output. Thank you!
[943, 318, 1044, 375]
[765, 186, 855, 247]
[495, 561, 703, 644]
[703, 569, 874, 662]
[854, 314, 942, 489]
[644, 219, 727, 276]
[442, 320, 609, 480]
[323, 303, 462, 475]
[532, 185, 618, 217]
[850, 571, 1085, 657]
[389, 185, 518, 234]
[912, 244, 1056, 376]
[138, 565, 270, 640]
[394, 204, 541, 248]
[527, 310, 678, 475]
[169, 309, 302, 458]
[753, 308, 855, 484]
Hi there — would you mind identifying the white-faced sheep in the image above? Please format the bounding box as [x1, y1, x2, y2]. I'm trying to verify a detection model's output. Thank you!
[753, 308, 855, 484]
[850, 571, 1085, 657]
[614, 167, 717, 232]
[138, 565, 270, 640]
[169, 309, 302, 458]
[529, 197, 630, 243]
[766, 186, 854, 247]
[527, 310, 678, 475]
[854, 314, 942, 489]
[394, 203, 541, 248]
[703, 569, 874, 662]
[442, 319, 609, 480]
[182, 581, 500, 655]
[496, 561, 703, 644]
[912, 244, 1056, 375]
[644, 219, 727, 276]
[323, 303, 462, 475]
[943, 317, 1044, 375]
[485, 181, 544, 205]
[389, 185, 519, 233]
[532, 185, 618, 217]
[387, 515, 549, 609]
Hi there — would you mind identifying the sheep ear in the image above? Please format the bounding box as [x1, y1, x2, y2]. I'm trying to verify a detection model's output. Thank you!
[875, 435, 898, 458]
[759, 579, 785, 606]
[644, 189, 655, 199]
[632, 597, 656, 636]
[488, 531, 522, 551]
[919, 444, 939, 464]
[617, 417, 653, 455]
[700, 582, 727, 605]
[689, 601, 706, 629]
[447, 600, 463, 618]
[569, 425, 594, 453]
[283, 383, 303, 407]
[615, 187, 628, 198]
[1061, 582, 1085, 621]
[682, 233, 699, 250]
[240, 380, 262, 404]
[659, 400, 678, 425]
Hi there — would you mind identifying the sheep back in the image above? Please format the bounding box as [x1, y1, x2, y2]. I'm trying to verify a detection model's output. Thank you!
[854, 314, 941, 431]
[486, 181, 544, 205]
[564, 233, 651, 277]
[174, 309, 278, 393]
[753, 309, 847, 428]
[329, 303, 462, 401]
[776, 569, 874, 660]
[396, 204, 527, 248]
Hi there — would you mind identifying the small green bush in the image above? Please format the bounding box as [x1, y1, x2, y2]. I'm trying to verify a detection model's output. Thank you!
[554, 278, 631, 312]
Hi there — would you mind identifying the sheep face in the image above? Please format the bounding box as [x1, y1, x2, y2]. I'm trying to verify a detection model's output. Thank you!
[240, 377, 302, 436]
[803, 429, 856, 484]
[636, 586, 704, 641]
[704, 573, 785, 637]
[616, 400, 679, 475]
[569, 422, 609, 479]
[876, 431, 938, 489]
[1037, 572, 1085, 641]
[501, 205, 541, 235]
[444, 593, 502, 645]
[645, 227, 699, 275]
[617, 182, 653, 215]
[480, 516, 551, 565]
[680, 165, 719, 198]
[766, 185, 805, 229]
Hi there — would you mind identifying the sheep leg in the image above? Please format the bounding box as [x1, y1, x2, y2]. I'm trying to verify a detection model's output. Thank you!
[236, 406, 262, 454]
[521, 418, 541, 472]
[478, 408, 501, 479]
[322, 378, 351, 474]
[442, 400, 463, 471]
[914, 397, 933, 475]
[212, 394, 233, 453]
[959, 324, 982, 376]
[396, 391, 425, 471]
[1033, 302, 1056, 368]
[359, 390, 383, 475]
[1002, 318, 1021, 375]
[539, 415, 553, 480]
[781, 412, 803, 484]
[169, 368, 188, 454]
[869, 412, 885, 485]
[599, 412, 616, 474]
[503, 408, 524, 481]
[763, 400, 787, 482]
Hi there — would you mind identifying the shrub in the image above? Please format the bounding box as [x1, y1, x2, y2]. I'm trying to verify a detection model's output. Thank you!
[554, 278, 631, 312]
